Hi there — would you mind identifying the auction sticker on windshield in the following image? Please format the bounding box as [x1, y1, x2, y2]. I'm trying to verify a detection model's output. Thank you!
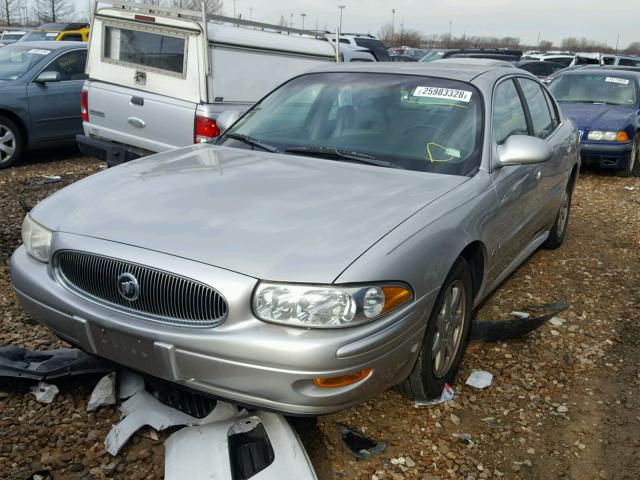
[413, 86, 473, 102]
[28, 49, 51, 55]
[605, 77, 629, 85]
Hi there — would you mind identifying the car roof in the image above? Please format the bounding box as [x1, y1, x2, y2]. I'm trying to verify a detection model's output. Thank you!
[10, 41, 86, 50]
[556, 66, 640, 77]
[310, 60, 517, 82]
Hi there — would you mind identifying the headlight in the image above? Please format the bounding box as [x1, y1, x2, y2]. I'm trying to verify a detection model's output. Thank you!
[21, 215, 53, 263]
[587, 130, 629, 142]
[253, 282, 412, 328]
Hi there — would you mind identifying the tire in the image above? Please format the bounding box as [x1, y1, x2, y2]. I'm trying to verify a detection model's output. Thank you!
[0, 115, 23, 169]
[617, 135, 639, 178]
[543, 179, 573, 249]
[398, 257, 473, 401]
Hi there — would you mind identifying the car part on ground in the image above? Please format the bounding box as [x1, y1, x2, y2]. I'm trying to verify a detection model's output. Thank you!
[470, 300, 569, 341]
[0, 346, 112, 381]
[339, 425, 387, 459]
[165, 411, 317, 480]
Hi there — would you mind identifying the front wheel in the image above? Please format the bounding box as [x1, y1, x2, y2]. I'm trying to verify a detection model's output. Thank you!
[398, 257, 473, 400]
[617, 135, 640, 178]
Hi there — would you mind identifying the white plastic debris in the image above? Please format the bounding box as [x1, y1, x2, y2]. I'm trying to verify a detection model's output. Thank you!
[117, 370, 145, 399]
[549, 316, 566, 327]
[465, 370, 493, 389]
[624, 186, 635, 191]
[165, 411, 317, 480]
[30, 382, 59, 404]
[87, 372, 116, 411]
[511, 311, 530, 319]
[415, 383, 455, 406]
[104, 390, 238, 455]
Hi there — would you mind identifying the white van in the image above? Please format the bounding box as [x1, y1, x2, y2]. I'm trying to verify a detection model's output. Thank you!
[79, 1, 369, 166]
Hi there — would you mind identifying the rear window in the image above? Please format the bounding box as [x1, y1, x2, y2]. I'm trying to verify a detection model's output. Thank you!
[103, 25, 186, 75]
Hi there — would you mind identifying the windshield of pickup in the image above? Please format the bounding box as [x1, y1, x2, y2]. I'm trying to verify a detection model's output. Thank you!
[219, 72, 483, 175]
[549, 73, 638, 106]
[0, 45, 50, 80]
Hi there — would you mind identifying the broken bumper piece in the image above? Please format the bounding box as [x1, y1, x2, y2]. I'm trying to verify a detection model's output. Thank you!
[165, 411, 317, 480]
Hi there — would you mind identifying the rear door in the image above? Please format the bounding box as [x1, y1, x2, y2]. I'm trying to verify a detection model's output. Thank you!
[26, 48, 88, 144]
[84, 15, 203, 151]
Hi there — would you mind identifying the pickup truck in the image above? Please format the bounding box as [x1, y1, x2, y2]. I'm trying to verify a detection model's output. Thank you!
[79, 1, 371, 166]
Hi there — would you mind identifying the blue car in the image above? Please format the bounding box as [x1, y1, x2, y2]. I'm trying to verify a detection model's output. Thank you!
[548, 67, 640, 177]
[0, 41, 87, 168]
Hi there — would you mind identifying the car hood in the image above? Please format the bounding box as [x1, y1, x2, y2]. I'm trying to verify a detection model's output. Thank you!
[32, 145, 468, 283]
[557, 102, 635, 131]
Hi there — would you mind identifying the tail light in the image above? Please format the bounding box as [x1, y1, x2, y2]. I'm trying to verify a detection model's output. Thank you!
[81, 86, 88, 122]
[194, 112, 220, 143]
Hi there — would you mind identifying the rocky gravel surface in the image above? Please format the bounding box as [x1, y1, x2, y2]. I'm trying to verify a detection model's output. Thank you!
[1, 149, 639, 480]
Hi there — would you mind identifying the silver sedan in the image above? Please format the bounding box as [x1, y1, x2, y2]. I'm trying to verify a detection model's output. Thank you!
[11, 62, 579, 415]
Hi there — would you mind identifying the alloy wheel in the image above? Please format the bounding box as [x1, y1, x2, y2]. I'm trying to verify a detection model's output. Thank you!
[0, 124, 16, 165]
[432, 280, 466, 378]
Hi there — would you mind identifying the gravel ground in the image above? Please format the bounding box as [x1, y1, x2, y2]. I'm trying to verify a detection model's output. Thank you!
[1, 149, 638, 480]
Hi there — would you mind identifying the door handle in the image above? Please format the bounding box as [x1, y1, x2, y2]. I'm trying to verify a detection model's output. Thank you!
[127, 117, 146, 128]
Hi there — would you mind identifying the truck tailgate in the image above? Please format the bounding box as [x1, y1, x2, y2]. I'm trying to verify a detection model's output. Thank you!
[85, 82, 197, 152]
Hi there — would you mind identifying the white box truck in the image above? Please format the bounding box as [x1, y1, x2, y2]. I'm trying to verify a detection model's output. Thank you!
[79, 1, 373, 166]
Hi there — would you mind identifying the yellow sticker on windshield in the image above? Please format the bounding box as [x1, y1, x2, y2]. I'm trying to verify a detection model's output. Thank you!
[414, 86, 473, 102]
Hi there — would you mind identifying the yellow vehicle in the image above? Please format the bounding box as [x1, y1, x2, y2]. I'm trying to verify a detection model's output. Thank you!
[19, 23, 89, 42]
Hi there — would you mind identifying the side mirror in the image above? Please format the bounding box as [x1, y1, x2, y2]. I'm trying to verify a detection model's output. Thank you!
[497, 135, 553, 166]
[217, 110, 241, 132]
[34, 71, 61, 84]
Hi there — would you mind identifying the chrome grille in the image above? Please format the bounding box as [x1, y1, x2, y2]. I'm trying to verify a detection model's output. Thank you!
[55, 251, 227, 327]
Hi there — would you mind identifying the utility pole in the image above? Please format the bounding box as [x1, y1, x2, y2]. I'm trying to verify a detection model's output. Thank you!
[615, 34, 620, 54]
[301, 13, 306, 30]
[289, 12, 293, 28]
[249, 6, 252, 21]
[233, 0, 237, 19]
[338, 5, 345, 33]
[537, 32, 540, 48]
[448, 20, 452, 48]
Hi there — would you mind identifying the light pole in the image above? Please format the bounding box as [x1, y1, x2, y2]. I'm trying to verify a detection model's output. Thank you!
[233, 0, 237, 19]
[249, 6, 253, 21]
[391, 9, 395, 43]
[301, 13, 306, 30]
[448, 20, 452, 48]
[338, 5, 345, 33]
[289, 12, 293, 28]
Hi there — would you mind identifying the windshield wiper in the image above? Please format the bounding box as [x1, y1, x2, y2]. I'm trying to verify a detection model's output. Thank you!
[224, 133, 280, 153]
[285, 146, 403, 169]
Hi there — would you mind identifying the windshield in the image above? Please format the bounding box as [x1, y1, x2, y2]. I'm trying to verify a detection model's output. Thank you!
[0, 45, 51, 80]
[420, 51, 445, 62]
[219, 72, 483, 175]
[549, 74, 637, 106]
[2, 33, 23, 41]
[20, 31, 59, 42]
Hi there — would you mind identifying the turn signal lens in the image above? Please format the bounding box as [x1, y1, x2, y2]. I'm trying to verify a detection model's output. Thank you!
[313, 369, 372, 388]
[616, 131, 629, 142]
[381, 286, 412, 314]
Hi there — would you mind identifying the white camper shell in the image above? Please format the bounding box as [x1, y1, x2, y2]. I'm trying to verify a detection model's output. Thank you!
[80, 1, 369, 166]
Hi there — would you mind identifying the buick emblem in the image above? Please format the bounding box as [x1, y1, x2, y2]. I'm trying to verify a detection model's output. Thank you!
[117, 273, 139, 301]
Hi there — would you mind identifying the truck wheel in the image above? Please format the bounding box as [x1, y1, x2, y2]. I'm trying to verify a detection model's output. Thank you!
[0, 115, 23, 169]
[398, 257, 472, 401]
[543, 180, 573, 249]
[617, 135, 639, 178]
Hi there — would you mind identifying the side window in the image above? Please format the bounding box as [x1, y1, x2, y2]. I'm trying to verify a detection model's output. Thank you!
[42, 49, 87, 81]
[493, 79, 528, 145]
[542, 89, 560, 129]
[518, 78, 554, 138]
[60, 33, 83, 42]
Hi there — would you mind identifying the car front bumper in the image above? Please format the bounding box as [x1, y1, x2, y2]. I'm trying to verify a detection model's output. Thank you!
[10, 233, 432, 415]
[580, 141, 633, 170]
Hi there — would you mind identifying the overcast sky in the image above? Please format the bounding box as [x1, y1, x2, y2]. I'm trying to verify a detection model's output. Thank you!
[70, 0, 637, 48]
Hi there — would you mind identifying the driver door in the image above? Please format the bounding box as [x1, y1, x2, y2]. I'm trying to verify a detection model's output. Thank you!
[26, 49, 88, 145]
